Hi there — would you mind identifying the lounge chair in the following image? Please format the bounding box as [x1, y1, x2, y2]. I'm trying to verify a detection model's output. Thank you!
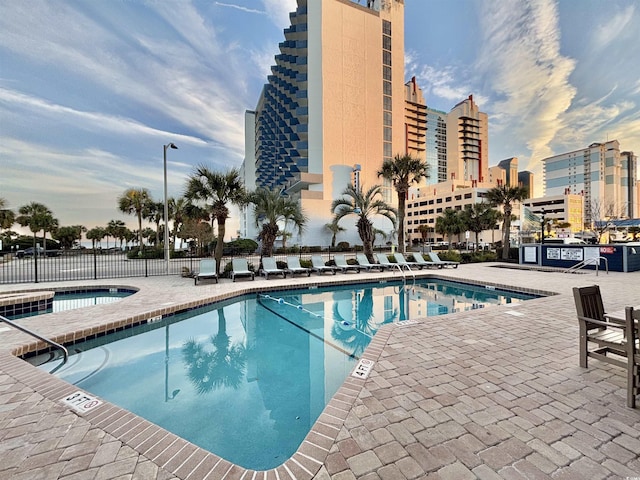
[394, 253, 422, 269]
[311, 255, 336, 275]
[194, 259, 218, 285]
[285, 256, 311, 277]
[260, 257, 287, 279]
[230, 258, 255, 282]
[376, 253, 395, 269]
[428, 251, 459, 268]
[356, 253, 387, 271]
[333, 254, 360, 273]
[412, 252, 439, 269]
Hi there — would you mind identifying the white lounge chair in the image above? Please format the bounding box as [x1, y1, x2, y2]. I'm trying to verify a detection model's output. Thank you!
[285, 256, 311, 277]
[230, 258, 255, 282]
[333, 254, 360, 273]
[411, 252, 439, 269]
[311, 255, 336, 275]
[194, 259, 218, 285]
[428, 251, 459, 268]
[394, 253, 422, 269]
[356, 253, 387, 271]
[376, 253, 395, 269]
[260, 257, 287, 279]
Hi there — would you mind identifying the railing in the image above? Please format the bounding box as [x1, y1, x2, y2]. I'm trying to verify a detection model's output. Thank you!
[0, 314, 69, 365]
[1, 248, 421, 285]
[563, 256, 609, 276]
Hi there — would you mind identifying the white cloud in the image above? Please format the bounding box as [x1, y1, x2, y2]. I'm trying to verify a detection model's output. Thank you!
[477, 0, 577, 172]
[593, 4, 635, 50]
[263, 0, 297, 28]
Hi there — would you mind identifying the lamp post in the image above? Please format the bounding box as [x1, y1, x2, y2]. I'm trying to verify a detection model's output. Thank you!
[540, 208, 546, 244]
[163, 143, 178, 274]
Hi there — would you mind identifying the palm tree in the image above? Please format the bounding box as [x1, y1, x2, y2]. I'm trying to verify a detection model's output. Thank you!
[324, 220, 346, 248]
[16, 202, 56, 251]
[185, 166, 246, 275]
[169, 196, 189, 250]
[118, 188, 152, 249]
[331, 184, 397, 262]
[249, 188, 307, 258]
[107, 219, 127, 250]
[86, 227, 106, 249]
[459, 203, 497, 251]
[485, 185, 528, 260]
[435, 208, 463, 249]
[0, 197, 16, 232]
[377, 154, 428, 253]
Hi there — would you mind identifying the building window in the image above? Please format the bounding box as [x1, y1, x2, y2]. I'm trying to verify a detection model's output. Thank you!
[382, 20, 391, 36]
[383, 81, 392, 95]
[383, 66, 392, 81]
[383, 112, 392, 126]
[383, 96, 392, 111]
[383, 50, 391, 66]
[384, 127, 392, 141]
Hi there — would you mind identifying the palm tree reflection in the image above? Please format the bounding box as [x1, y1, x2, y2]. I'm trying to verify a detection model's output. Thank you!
[182, 308, 247, 394]
[331, 289, 397, 358]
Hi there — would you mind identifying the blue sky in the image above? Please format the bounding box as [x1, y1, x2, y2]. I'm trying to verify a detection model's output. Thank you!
[1, 0, 639, 237]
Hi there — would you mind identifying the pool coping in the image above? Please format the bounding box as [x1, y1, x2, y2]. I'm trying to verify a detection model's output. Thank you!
[1, 271, 556, 479]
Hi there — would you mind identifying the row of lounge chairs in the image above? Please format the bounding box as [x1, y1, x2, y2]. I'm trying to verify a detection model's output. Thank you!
[195, 252, 458, 284]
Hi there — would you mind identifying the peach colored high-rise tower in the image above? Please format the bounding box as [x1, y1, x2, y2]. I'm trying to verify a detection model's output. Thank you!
[242, 0, 406, 245]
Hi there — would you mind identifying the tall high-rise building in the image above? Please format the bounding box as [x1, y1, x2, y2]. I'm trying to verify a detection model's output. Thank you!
[242, 0, 406, 244]
[621, 150, 638, 218]
[446, 95, 489, 183]
[543, 140, 637, 224]
[404, 76, 426, 165]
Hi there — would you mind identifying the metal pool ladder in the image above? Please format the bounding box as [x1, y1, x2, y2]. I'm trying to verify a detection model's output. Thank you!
[0, 315, 69, 364]
[563, 256, 608, 276]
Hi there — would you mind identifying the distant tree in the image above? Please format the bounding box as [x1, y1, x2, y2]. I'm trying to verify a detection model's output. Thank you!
[377, 154, 429, 253]
[459, 203, 497, 251]
[118, 188, 152, 249]
[86, 227, 106, 249]
[248, 188, 307, 258]
[144, 201, 164, 248]
[331, 184, 397, 262]
[417, 224, 432, 244]
[435, 208, 463, 249]
[16, 202, 56, 252]
[106, 219, 127, 249]
[485, 185, 528, 259]
[169, 196, 190, 250]
[324, 220, 346, 248]
[0, 197, 16, 232]
[53, 225, 85, 249]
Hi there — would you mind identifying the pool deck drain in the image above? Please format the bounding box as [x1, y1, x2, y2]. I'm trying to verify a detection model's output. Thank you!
[1, 263, 639, 479]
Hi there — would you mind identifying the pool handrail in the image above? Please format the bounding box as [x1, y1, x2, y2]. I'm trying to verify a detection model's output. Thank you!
[0, 314, 69, 365]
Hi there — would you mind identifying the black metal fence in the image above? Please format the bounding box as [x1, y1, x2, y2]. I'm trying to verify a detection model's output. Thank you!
[0, 249, 371, 284]
[0, 251, 200, 284]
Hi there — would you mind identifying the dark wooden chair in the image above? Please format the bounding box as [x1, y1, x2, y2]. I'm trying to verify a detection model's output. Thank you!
[573, 286, 626, 369]
[625, 306, 640, 408]
[573, 286, 640, 408]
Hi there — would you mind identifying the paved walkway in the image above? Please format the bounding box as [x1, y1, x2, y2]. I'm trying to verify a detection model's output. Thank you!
[1, 263, 639, 480]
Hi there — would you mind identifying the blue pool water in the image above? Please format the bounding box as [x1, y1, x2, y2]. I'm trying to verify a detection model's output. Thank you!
[41, 280, 536, 470]
[8, 289, 133, 320]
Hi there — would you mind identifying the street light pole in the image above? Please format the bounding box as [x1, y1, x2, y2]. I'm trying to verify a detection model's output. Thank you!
[163, 143, 178, 275]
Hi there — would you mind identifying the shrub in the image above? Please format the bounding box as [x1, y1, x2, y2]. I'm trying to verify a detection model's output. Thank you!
[222, 260, 255, 278]
[336, 241, 350, 252]
[438, 251, 462, 263]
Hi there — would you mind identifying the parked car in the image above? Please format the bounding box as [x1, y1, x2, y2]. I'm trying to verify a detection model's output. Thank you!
[16, 247, 61, 258]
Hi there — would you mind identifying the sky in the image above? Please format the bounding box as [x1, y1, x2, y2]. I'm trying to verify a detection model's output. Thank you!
[1, 0, 639, 239]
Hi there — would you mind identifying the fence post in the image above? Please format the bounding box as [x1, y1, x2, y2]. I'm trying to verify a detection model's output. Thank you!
[145, 257, 148, 277]
[34, 252, 39, 283]
[93, 249, 98, 280]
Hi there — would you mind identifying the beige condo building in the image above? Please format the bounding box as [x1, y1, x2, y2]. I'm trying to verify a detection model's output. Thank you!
[241, 0, 406, 245]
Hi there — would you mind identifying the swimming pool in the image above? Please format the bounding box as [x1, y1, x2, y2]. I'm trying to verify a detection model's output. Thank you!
[40, 279, 536, 470]
[4, 288, 135, 320]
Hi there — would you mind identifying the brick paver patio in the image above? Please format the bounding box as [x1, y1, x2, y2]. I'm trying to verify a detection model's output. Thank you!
[1, 263, 639, 479]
